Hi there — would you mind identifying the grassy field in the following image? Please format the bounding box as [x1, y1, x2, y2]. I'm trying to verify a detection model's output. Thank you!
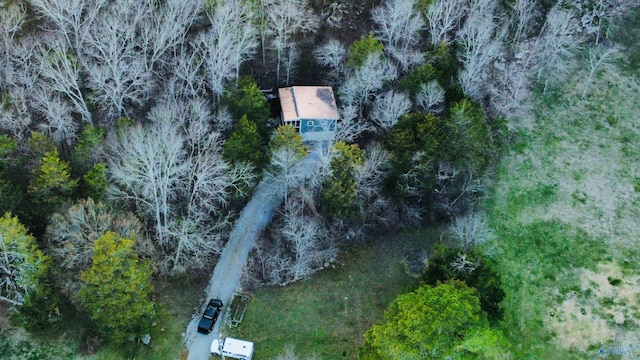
[223, 227, 440, 359]
[484, 56, 640, 358]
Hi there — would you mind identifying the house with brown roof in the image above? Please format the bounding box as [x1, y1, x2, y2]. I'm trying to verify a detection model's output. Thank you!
[278, 86, 340, 142]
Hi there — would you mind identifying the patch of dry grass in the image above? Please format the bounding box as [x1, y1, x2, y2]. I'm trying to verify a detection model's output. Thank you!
[546, 262, 640, 352]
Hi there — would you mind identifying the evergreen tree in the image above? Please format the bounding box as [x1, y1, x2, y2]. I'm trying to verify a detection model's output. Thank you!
[321, 141, 364, 220]
[347, 33, 384, 70]
[222, 77, 270, 141]
[446, 98, 491, 172]
[27, 148, 77, 216]
[384, 112, 445, 198]
[270, 124, 306, 159]
[223, 115, 268, 169]
[82, 163, 108, 200]
[70, 125, 105, 178]
[0, 135, 21, 215]
[397, 63, 436, 100]
[79, 232, 155, 344]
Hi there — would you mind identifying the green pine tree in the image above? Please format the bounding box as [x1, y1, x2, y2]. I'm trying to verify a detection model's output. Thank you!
[28, 148, 77, 215]
[222, 77, 270, 141]
[321, 141, 364, 220]
[223, 115, 268, 169]
[270, 124, 306, 160]
[347, 33, 384, 70]
[79, 232, 155, 344]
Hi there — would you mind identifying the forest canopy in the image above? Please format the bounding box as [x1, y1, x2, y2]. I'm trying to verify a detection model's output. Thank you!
[0, 0, 634, 354]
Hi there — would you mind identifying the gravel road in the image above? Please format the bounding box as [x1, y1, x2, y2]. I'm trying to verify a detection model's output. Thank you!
[184, 145, 326, 360]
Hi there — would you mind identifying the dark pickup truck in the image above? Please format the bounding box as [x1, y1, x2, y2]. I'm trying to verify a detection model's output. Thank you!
[197, 299, 223, 334]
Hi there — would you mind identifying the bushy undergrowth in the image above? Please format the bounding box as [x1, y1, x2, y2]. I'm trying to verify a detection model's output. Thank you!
[0, 330, 76, 360]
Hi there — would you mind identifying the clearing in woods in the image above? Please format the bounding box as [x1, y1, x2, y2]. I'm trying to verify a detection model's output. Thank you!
[485, 55, 640, 358]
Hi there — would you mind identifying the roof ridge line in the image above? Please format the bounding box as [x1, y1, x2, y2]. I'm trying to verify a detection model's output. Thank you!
[291, 86, 300, 119]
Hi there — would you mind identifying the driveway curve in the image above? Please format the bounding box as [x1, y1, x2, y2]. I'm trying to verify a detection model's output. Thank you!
[184, 146, 326, 360]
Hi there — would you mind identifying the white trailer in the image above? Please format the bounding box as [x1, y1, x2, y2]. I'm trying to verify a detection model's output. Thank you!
[211, 337, 254, 360]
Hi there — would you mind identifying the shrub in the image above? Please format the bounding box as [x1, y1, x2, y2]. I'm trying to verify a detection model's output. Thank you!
[422, 244, 505, 322]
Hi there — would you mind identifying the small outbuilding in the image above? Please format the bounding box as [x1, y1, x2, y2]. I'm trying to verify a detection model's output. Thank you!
[278, 86, 340, 142]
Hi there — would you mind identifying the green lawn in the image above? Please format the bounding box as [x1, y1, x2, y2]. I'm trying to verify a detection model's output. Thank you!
[484, 58, 640, 358]
[224, 228, 440, 359]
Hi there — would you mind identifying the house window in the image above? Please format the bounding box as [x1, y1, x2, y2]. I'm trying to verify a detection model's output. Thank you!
[307, 120, 314, 126]
[295, 120, 301, 129]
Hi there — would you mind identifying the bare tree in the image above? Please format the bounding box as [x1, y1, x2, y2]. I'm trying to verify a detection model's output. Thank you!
[284, 45, 301, 85]
[28, 0, 107, 53]
[581, 45, 616, 98]
[82, 0, 154, 119]
[3, 34, 40, 92]
[1, 37, 39, 138]
[416, 81, 445, 113]
[107, 111, 188, 250]
[181, 101, 255, 218]
[108, 101, 254, 273]
[138, 0, 201, 73]
[434, 165, 484, 217]
[264, 0, 319, 84]
[202, 0, 259, 99]
[355, 144, 391, 226]
[575, 0, 640, 43]
[164, 99, 254, 273]
[249, 192, 335, 286]
[85, 57, 152, 120]
[356, 145, 390, 199]
[31, 86, 78, 146]
[426, 0, 468, 46]
[212, 107, 235, 134]
[531, 5, 580, 91]
[335, 105, 374, 143]
[280, 196, 336, 283]
[167, 43, 207, 99]
[0, 88, 33, 140]
[397, 151, 435, 200]
[370, 90, 411, 134]
[456, 3, 502, 101]
[206, 0, 258, 94]
[372, 0, 425, 71]
[446, 212, 492, 250]
[489, 60, 530, 118]
[507, 0, 538, 46]
[313, 38, 346, 84]
[36, 35, 93, 124]
[264, 147, 307, 204]
[0, 3, 26, 84]
[339, 54, 398, 108]
[450, 253, 479, 274]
